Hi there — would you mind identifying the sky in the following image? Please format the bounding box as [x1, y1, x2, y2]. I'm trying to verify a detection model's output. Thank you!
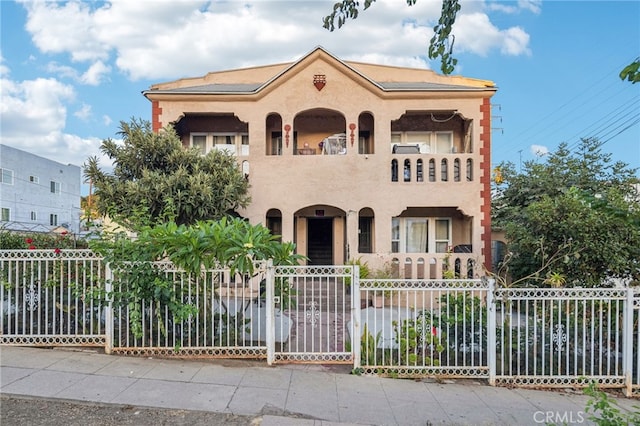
[1, 0, 639, 197]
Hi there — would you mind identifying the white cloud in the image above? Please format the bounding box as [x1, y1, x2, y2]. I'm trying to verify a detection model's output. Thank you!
[0, 72, 103, 169]
[454, 13, 531, 56]
[102, 115, 113, 126]
[74, 103, 92, 120]
[486, 0, 541, 15]
[18, 0, 534, 81]
[531, 144, 549, 157]
[80, 61, 111, 85]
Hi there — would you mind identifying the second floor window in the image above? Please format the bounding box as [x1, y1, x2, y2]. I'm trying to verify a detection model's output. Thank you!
[190, 133, 249, 156]
[50, 181, 61, 194]
[1, 168, 13, 185]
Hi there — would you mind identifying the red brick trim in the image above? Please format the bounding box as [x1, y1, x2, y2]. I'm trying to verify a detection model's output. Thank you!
[152, 101, 163, 133]
[479, 97, 492, 271]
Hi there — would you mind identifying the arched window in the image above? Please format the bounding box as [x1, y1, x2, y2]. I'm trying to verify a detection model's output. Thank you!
[266, 113, 283, 156]
[416, 159, 424, 182]
[391, 159, 398, 182]
[429, 159, 436, 182]
[266, 209, 282, 241]
[466, 159, 473, 181]
[403, 159, 411, 182]
[358, 208, 375, 253]
[441, 159, 448, 181]
[453, 158, 460, 182]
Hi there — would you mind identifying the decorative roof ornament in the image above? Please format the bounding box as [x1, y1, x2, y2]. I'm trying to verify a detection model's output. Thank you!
[313, 74, 326, 91]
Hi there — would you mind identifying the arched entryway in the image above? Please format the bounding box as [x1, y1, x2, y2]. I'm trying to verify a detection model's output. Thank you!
[294, 205, 346, 265]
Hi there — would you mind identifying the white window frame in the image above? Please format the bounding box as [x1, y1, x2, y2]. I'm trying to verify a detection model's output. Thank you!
[391, 217, 452, 253]
[1, 168, 14, 185]
[50, 180, 61, 194]
[30, 211, 37, 221]
[29, 175, 39, 184]
[190, 132, 249, 156]
[1, 207, 10, 221]
[191, 133, 208, 155]
[50, 214, 58, 226]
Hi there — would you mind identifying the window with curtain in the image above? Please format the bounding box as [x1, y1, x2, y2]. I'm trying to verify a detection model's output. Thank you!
[391, 217, 451, 253]
[406, 219, 428, 253]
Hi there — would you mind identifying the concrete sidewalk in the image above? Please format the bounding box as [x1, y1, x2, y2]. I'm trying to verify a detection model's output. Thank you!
[0, 346, 637, 425]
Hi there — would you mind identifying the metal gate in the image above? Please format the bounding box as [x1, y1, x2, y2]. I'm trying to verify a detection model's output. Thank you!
[269, 265, 356, 364]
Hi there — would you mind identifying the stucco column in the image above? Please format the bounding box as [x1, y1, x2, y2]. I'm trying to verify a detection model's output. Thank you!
[280, 210, 295, 246]
[345, 209, 359, 262]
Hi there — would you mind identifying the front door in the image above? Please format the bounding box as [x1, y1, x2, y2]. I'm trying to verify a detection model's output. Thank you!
[307, 218, 333, 265]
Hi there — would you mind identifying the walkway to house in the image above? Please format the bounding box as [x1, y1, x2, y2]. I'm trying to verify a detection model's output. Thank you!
[1, 346, 637, 425]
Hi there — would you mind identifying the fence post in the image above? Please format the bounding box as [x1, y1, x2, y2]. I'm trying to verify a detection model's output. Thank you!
[266, 260, 275, 366]
[623, 287, 633, 397]
[352, 265, 361, 370]
[104, 262, 113, 355]
[486, 277, 496, 386]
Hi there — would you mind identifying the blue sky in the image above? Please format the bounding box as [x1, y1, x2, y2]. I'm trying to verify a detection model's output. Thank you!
[1, 1, 639, 197]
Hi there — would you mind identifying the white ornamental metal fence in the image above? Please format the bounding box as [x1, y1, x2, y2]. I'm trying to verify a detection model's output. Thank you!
[353, 278, 490, 378]
[2, 249, 639, 397]
[0, 249, 106, 346]
[109, 261, 271, 358]
[269, 265, 355, 364]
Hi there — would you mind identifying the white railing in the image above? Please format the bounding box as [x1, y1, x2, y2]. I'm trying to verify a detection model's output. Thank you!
[353, 278, 489, 378]
[0, 249, 106, 346]
[109, 261, 271, 358]
[272, 264, 354, 364]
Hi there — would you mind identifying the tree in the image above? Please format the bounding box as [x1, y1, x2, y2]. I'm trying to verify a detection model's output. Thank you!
[323, 0, 460, 75]
[492, 138, 640, 287]
[84, 118, 250, 229]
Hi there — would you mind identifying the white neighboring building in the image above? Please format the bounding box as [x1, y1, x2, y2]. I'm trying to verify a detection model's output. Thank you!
[0, 144, 82, 234]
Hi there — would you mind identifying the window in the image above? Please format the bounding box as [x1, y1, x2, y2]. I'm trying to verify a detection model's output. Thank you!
[192, 134, 207, 154]
[358, 131, 373, 154]
[390, 131, 454, 154]
[213, 134, 236, 155]
[358, 216, 373, 253]
[30, 211, 37, 221]
[50, 214, 58, 226]
[1, 208, 9, 221]
[434, 132, 453, 153]
[391, 159, 398, 182]
[403, 159, 411, 182]
[441, 159, 448, 181]
[240, 134, 249, 156]
[435, 219, 450, 253]
[50, 181, 61, 194]
[269, 132, 283, 156]
[391, 217, 451, 253]
[391, 218, 400, 252]
[1, 168, 13, 185]
[416, 159, 424, 182]
[190, 133, 247, 156]
[29, 175, 39, 184]
[405, 219, 428, 253]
